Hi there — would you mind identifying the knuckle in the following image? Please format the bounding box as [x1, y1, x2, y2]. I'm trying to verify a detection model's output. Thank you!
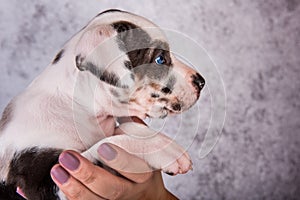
[113, 181, 126, 199]
[134, 172, 153, 183]
[80, 167, 97, 185]
[66, 187, 83, 199]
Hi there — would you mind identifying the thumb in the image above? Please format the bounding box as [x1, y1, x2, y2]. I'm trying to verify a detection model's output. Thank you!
[98, 143, 153, 183]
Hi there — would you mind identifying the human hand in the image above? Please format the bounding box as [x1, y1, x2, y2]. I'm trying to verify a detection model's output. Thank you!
[50, 144, 178, 200]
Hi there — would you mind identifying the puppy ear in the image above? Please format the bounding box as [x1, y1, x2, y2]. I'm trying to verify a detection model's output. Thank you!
[113, 22, 136, 35]
[74, 25, 115, 70]
[75, 54, 86, 71]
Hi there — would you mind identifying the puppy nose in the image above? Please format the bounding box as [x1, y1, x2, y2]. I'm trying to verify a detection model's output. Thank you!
[192, 73, 205, 92]
[171, 103, 181, 112]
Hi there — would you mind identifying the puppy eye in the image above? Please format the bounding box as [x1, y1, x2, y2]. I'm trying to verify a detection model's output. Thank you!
[155, 55, 165, 65]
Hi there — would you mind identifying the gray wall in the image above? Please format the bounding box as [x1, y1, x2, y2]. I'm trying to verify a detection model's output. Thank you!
[0, 0, 299, 199]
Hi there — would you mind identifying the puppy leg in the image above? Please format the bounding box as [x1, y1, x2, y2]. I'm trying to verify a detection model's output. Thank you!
[82, 122, 192, 175]
[0, 183, 25, 200]
[4, 147, 63, 200]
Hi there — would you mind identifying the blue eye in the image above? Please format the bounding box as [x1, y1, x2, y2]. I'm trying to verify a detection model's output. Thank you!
[155, 55, 165, 65]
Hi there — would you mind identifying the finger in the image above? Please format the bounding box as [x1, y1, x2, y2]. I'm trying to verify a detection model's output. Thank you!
[98, 143, 153, 183]
[57, 151, 133, 199]
[51, 164, 103, 200]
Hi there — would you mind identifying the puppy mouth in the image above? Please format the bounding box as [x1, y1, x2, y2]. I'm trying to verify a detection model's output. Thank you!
[146, 107, 175, 119]
[163, 107, 175, 114]
[159, 107, 172, 119]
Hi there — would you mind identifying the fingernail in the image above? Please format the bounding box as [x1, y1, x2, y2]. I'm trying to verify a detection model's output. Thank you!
[98, 143, 117, 161]
[59, 152, 80, 171]
[51, 166, 70, 184]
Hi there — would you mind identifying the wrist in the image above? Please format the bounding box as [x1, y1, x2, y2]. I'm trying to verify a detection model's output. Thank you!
[161, 189, 178, 200]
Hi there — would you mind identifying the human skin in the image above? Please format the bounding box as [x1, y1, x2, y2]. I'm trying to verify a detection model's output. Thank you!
[50, 117, 178, 200]
[51, 147, 178, 200]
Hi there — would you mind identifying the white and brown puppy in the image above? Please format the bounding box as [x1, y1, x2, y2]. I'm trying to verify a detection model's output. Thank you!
[0, 9, 205, 200]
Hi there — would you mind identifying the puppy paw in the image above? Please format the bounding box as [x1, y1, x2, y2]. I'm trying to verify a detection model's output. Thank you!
[136, 132, 193, 175]
[162, 152, 193, 175]
[85, 122, 193, 175]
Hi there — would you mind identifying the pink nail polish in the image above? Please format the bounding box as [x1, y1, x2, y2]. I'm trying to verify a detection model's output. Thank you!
[51, 166, 70, 184]
[98, 143, 117, 161]
[59, 152, 80, 171]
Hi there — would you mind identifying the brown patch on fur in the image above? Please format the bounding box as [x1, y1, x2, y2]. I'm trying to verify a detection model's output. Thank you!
[129, 98, 142, 106]
[129, 98, 137, 103]
[147, 98, 155, 104]
[158, 98, 169, 103]
[135, 86, 143, 92]
[0, 101, 14, 132]
[149, 82, 161, 90]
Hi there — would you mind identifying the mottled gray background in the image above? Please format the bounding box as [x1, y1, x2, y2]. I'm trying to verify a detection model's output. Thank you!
[1, 0, 300, 199]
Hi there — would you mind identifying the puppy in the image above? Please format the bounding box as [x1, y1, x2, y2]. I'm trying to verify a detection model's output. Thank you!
[0, 9, 205, 200]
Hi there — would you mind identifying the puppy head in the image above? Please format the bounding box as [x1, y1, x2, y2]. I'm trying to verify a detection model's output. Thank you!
[75, 10, 205, 118]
